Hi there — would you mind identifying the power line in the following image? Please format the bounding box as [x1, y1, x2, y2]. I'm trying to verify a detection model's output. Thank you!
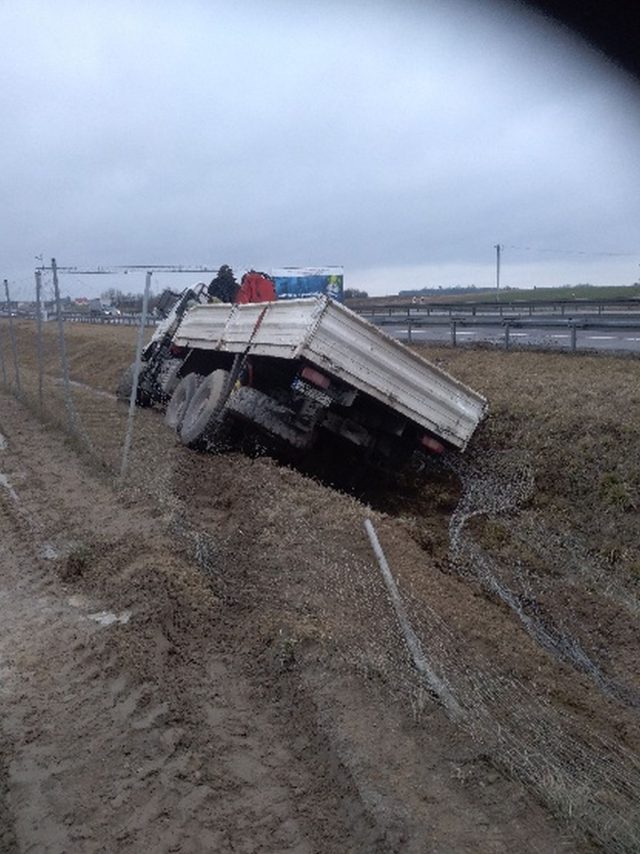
[35, 264, 220, 274]
[506, 245, 636, 258]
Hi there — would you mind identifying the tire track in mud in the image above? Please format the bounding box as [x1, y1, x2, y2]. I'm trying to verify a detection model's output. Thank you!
[167, 437, 606, 851]
[109, 379, 640, 850]
[46, 376, 633, 850]
[1, 388, 592, 852]
[3, 389, 397, 851]
[0, 396, 387, 853]
[0, 476, 19, 853]
[6, 369, 637, 850]
[0, 759, 16, 854]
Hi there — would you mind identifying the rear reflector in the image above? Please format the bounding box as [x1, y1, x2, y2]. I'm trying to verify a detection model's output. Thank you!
[421, 435, 445, 454]
[301, 366, 331, 389]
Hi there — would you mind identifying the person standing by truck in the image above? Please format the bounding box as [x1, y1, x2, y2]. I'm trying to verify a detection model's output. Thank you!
[208, 266, 277, 304]
[236, 270, 277, 304]
[208, 265, 238, 303]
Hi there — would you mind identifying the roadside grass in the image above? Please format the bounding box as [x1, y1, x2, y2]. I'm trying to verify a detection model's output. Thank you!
[436, 283, 640, 304]
[346, 283, 640, 307]
[415, 345, 640, 583]
[2, 319, 639, 579]
[0, 319, 138, 393]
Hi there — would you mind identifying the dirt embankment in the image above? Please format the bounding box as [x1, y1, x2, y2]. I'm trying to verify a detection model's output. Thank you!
[0, 394, 578, 853]
[0, 396, 381, 852]
[0, 318, 639, 850]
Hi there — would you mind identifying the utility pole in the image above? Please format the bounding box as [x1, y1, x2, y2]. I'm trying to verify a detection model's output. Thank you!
[494, 243, 502, 301]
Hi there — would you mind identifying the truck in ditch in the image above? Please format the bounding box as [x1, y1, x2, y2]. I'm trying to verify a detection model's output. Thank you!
[118, 292, 487, 470]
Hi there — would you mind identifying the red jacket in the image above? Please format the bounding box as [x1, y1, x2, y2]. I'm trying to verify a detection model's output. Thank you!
[236, 271, 277, 304]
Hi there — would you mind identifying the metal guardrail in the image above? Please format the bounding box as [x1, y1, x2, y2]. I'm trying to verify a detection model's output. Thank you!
[354, 298, 640, 319]
[6, 311, 158, 327]
[373, 314, 640, 329]
[364, 313, 640, 351]
[63, 313, 158, 327]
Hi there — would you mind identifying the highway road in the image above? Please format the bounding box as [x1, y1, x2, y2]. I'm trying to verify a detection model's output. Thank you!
[382, 323, 640, 353]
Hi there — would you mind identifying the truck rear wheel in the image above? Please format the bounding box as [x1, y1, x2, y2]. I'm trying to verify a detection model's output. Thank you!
[116, 362, 153, 407]
[178, 369, 232, 449]
[165, 373, 202, 431]
[116, 363, 135, 402]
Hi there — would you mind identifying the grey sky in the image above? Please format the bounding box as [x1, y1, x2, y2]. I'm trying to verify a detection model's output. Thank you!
[1, 0, 639, 299]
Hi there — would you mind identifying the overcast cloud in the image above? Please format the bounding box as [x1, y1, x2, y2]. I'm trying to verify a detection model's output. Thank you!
[1, 0, 639, 298]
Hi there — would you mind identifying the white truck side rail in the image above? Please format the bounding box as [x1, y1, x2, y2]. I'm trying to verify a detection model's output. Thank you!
[174, 296, 487, 450]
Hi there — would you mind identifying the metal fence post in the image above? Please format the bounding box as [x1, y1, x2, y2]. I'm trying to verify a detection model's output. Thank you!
[571, 323, 577, 352]
[4, 279, 21, 395]
[451, 320, 457, 347]
[35, 270, 44, 410]
[120, 270, 152, 478]
[407, 320, 413, 344]
[504, 322, 511, 350]
[52, 258, 78, 434]
[0, 315, 7, 386]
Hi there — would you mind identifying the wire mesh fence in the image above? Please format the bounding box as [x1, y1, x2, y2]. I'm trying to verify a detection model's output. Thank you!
[0, 264, 159, 477]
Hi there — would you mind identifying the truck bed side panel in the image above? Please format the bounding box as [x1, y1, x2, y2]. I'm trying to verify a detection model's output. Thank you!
[174, 301, 320, 358]
[298, 301, 487, 450]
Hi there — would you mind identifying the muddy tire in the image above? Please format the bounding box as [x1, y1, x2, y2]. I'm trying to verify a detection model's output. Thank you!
[165, 373, 202, 431]
[178, 369, 232, 449]
[159, 357, 185, 398]
[116, 363, 135, 402]
[116, 363, 153, 407]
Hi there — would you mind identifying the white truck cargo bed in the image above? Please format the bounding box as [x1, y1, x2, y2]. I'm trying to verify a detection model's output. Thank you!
[174, 296, 487, 450]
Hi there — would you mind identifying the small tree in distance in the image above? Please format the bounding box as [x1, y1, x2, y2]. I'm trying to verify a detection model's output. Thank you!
[100, 288, 161, 313]
[343, 288, 369, 300]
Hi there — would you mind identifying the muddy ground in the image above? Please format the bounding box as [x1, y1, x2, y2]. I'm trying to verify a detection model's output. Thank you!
[0, 319, 638, 852]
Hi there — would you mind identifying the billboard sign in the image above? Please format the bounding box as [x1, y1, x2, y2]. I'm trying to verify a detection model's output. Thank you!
[272, 266, 344, 302]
